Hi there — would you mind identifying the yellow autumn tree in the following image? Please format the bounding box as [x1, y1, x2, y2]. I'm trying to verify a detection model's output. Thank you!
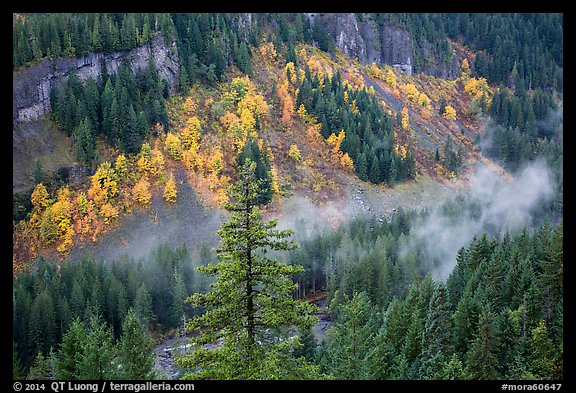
[76, 191, 89, 215]
[401, 107, 410, 129]
[340, 153, 354, 173]
[182, 147, 199, 171]
[149, 148, 165, 176]
[40, 187, 72, 246]
[132, 178, 152, 207]
[163, 175, 177, 203]
[418, 92, 432, 109]
[259, 41, 277, 64]
[137, 143, 152, 173]
[386, 69, 397, 88]
[369, 62, 382, 79]
[349, 99, 359, 114]
[165, 132, 183, 160]
[237, 92, 269, 119]
[181, 119, 201, 150]
[31, 183, 50, 212]
[327, 130, 346, 155]
[239, 107, 256, 132]
[285, 62, 297, 85]
[182, 96, 197, 116]
[401, 83, 420, 102]
[297, 104, 311, 123]
[88, 162, 118, 206]
[461, 58, 471, 76]
[206, 147, 224, 175]
[115, 154, 127, 178]
[288, 144, 302, 162]
[99, 202, 119, 224]
[216, 186, 229, 206]
[443, 105, 457, 120]
[464, 77, 489, 98]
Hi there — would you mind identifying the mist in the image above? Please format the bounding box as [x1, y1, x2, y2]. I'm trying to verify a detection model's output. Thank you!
[406, 159, 556, 280]
[68, 170, 226, 266]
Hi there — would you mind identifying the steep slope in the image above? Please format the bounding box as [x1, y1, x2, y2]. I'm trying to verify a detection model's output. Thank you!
[12, 14, 509, 274]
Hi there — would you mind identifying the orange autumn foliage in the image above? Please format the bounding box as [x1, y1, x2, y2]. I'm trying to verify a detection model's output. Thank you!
[132, 178, 152, 207]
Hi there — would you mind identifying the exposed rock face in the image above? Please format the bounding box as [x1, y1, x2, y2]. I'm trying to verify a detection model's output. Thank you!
[315, 13, 413, 75]
[236, 13, 253, 40]
[317, 13, 459, 78]
[13, 34, 179, 124]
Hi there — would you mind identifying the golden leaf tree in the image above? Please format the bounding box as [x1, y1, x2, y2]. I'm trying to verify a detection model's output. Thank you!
[132, 178, 152, 207]
[443, 105, 457, 121]
[165, 132, 183, 160]
[288, 144, 302, 162]
[386, 68, 397, 88]
[163, 174, 177, 203]
[401, 107, 410, 129]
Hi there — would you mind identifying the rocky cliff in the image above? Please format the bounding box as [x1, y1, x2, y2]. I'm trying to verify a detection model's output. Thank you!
[13, 34, 179, 124]
[312, 13, 459, 78]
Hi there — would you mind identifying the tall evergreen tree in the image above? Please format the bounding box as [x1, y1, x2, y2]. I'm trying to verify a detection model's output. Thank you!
[27, 350, 56, 380]
[418, 285, 453, 379]
[77, 312, 117, 380]
[74, 117, 95, 167]
[56, 317, 85, 380]
[324, 291, 376, 379]
[169, 268, 187, 330]
[118, 309, 155, 380]
[176, 159, 326, 380]
[466, 305, 501, 379]
[13, 344, 25, 380]
[134, 283, 153, 327]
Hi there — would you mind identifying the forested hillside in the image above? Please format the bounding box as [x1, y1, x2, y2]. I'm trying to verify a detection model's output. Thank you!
[13, 12, 562, 382]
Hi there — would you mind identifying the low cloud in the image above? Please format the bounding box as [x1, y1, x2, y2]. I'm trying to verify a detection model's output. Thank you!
[406, 160, 556, 280]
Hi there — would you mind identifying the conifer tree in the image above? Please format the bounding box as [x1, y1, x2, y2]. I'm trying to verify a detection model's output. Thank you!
[465, 305, 501, 379]
[419, 285, 453, 379]
[324, 291, 376, 379]
[56, 317, 85, 380]
[13, 344, 25, 380]
[134, 283, 153, 327]
[118, 309, 155, 380]
[177, 159, 325, 380]
[27, 350, 56, 380]
[74, 117, 95, 167]
[77, 312, 117, 380]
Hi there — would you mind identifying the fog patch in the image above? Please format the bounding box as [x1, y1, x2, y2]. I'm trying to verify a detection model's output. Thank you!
[406, 160, 555, 280]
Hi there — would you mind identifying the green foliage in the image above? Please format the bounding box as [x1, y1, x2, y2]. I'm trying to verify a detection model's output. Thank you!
[133, 283, 153, 327]
[443, 137, 464, 174]
[52, 59, 167, 157]
[13, 13, 166, 69]
[118, 309, 155, 380]
[297, 70, 414, 184]
[237, 138, 273, 205]
[292, 215, 562, 380]
[465, 306, 501, 379]
[177, 159, 326, 379]
[27, 350, 56, 380]
[56, 317, 83, 379]
[13, 344, 25, 380]
[323, 292, 376, 379]
[418, 285, 453, 379]
[74, 116, 96, 166]
[77, 312, 117, 380]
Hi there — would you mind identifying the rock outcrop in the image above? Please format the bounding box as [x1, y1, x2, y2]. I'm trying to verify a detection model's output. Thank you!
[314, 13, 459, 78]
[13, 34, 179, 124]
